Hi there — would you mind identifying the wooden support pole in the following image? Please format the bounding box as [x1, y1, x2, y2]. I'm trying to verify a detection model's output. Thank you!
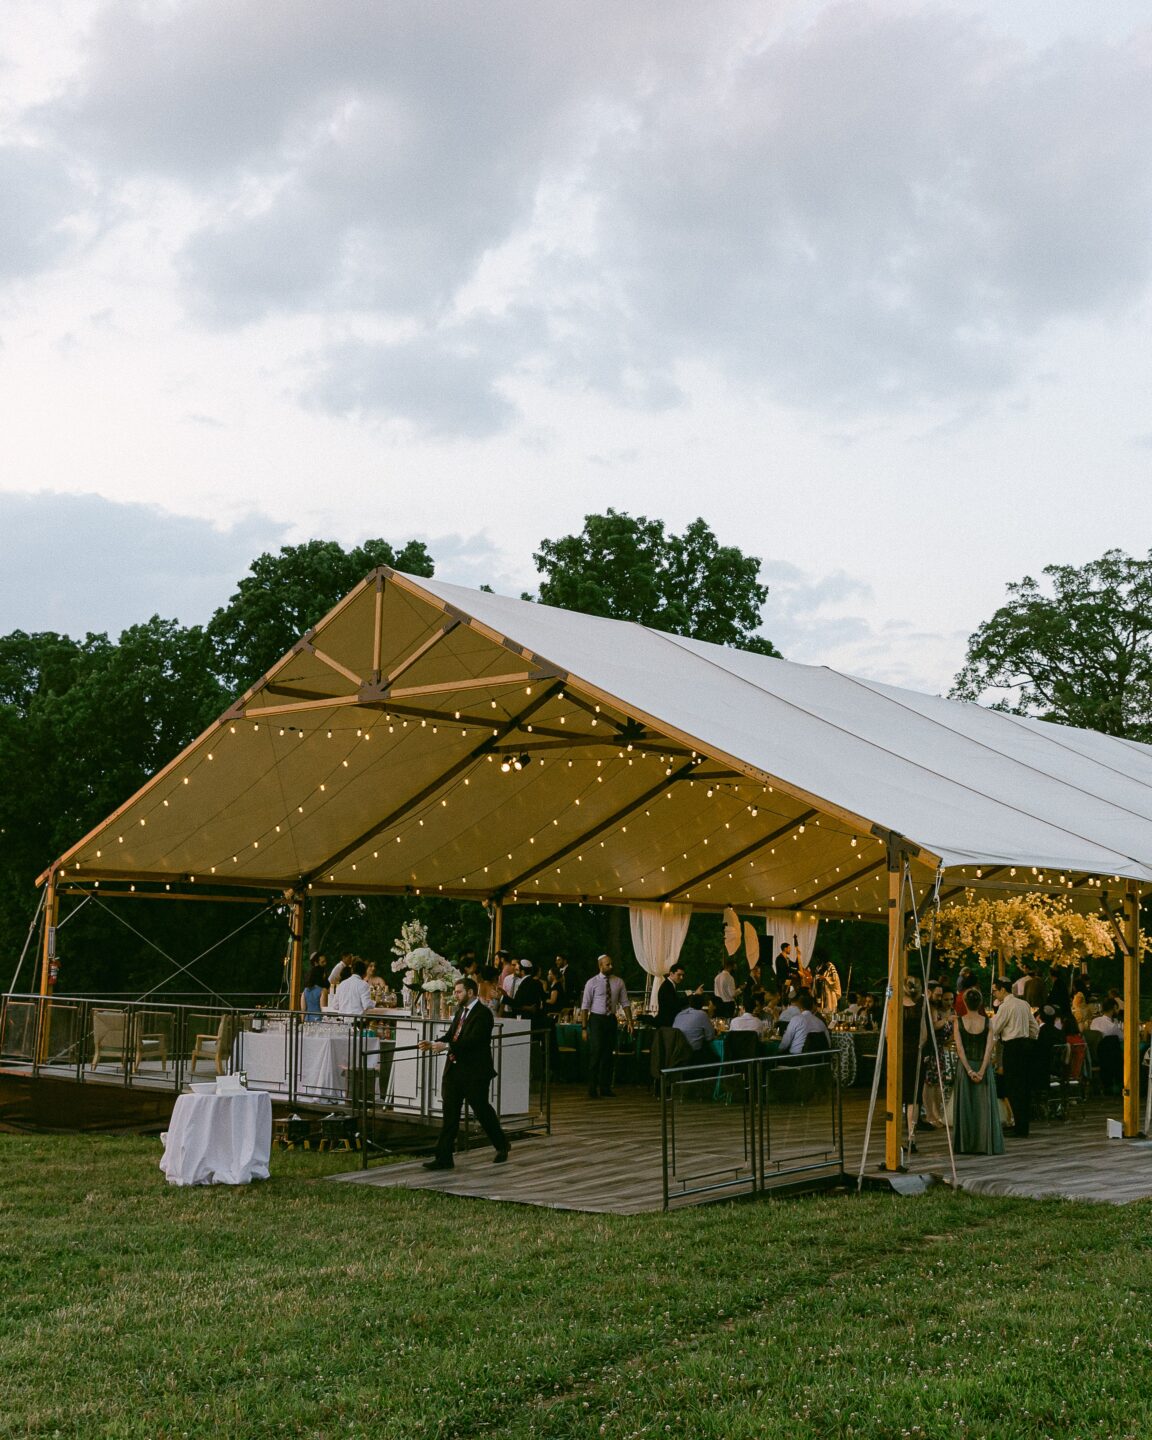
[287, 893, 306, 1011]
[1123, 879, 1142, 1137]
[36, 868, 59, 1063]
[39, 868, 58, 998]
[884, 844, 907, 1173]
[492, 898, 504, 959]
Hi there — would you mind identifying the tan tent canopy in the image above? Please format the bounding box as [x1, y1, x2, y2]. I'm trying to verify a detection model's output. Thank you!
[40, 567, 1152, 913]
[38, 566, 1152, 1154]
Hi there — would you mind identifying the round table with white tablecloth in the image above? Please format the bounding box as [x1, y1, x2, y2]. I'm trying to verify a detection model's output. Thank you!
[160, 1090, 272, 1186]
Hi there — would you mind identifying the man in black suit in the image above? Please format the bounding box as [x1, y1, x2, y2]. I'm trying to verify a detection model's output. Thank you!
[655, 963, 687, 1026]
[420, 976, 510, 1169]
[773, 943, 792, 996]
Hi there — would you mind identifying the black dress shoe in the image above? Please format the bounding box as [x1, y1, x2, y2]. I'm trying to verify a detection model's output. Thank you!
[423, 1159, 454, 1171]
[601, 1090, 617, 1098]
[493, 1149, 510, 1164]
[587, 1090, 600, 1099]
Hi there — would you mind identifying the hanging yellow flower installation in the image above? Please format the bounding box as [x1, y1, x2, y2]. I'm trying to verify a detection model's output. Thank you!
[930, 891, 1116, 969]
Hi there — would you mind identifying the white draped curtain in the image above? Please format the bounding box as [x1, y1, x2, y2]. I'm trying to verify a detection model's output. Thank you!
[763, 911, 820, 969]
[629, 902, 693, 1012]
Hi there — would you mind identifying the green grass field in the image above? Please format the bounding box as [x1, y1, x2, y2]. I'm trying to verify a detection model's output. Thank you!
[1, 1133, 1149, 1439]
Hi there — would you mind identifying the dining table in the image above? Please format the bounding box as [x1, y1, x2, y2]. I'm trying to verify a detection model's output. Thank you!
[159, 1089, 272, 1186]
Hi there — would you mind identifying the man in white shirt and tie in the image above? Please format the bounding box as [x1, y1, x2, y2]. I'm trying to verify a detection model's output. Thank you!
[991, 976, 1040, 1136]
[579, 954, 631, 1099]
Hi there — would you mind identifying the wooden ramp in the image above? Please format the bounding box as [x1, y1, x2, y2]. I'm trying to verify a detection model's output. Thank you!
[334, 1085, 1152, 1213]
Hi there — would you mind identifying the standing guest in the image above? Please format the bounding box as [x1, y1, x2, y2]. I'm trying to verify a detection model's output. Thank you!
[543, 965, 566, 1016]
[476, 963, 502, 1013]
[922, 985, 953, 1129]
[952, 987, 1004, 1155]
[579, 954, 631, 1099]
[1022, 964, 1047, 1008]
[954, 968, 977, 1015]
[773, 942, 792, 995]
[510, 960, 546, 1024]
[673, 994, 717, 1059]
[713, 956, 738, 1018]
[811, 957, 842, 1017]
[420, 976, 510, 1170]
[328, 953, 352, 990]
[332, 960, 373, 1016]
[301, 964, 328, 1021]
[1071, 984, 1094, 1034]
[901, 977, 927, 1150]
[500, 957, 522, 1002]
[656, 963, 688, 1026]
[554, 954, 573, 1008]
[741, 964, 764, 1014]
[777, 990, 829, 1056]
[991, 976, 1039, 1136]
[495, 950, 515, 992]
[1047, 967, 1071, 1013]
[364, 960, 388, 1007]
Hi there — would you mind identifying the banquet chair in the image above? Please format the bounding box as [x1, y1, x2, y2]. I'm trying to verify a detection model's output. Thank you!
[713, 1029, 760, 1103]
[189, 1014, 236, 1075]
[90, 1009, 131, 1070]
[649, 1027, 695, 1093]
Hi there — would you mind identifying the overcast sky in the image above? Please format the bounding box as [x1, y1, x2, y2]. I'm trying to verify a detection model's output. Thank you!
[2, 0, 1151, 693]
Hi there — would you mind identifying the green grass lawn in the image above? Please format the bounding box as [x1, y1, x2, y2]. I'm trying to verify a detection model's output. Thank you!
[1, 1133, 1149, 1439]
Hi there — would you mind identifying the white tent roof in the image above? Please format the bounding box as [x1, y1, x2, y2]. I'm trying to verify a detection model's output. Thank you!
[44, 568, 1152, 913]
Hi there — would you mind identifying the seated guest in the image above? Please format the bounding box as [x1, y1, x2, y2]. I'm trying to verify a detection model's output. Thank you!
[729, 1004, 766, 1036]
[776, 994, 802, 1030]
[672, 994, 717, 1058]
[656, 964, 688, 1026]
[1091, 998, 1124, 1040]
[856, 995, 877, 1028]
[778, 990, 830, 1055]
[332, 960, 373, 1016]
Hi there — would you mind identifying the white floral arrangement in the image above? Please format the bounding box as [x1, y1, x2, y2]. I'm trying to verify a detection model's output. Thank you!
[391, 920, 461, 993]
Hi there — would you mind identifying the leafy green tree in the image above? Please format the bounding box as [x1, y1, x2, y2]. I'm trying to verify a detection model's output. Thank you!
[208, 537, 435, 693]
[951, 549, 1152, 740]
[533, 510, 780, 655]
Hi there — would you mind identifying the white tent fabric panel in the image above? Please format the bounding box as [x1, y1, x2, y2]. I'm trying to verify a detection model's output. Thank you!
[411, 575, 1152, 883]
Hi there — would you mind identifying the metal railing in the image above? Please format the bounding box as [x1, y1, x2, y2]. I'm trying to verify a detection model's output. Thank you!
[0, 993, 551, 1144]
[659, 1050, 843, 1209]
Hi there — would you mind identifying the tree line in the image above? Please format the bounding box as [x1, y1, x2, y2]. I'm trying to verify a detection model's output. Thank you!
[2, 516, 1145, 999]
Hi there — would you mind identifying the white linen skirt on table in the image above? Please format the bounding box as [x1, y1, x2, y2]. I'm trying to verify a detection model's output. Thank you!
[160, 1091, 272, 1186]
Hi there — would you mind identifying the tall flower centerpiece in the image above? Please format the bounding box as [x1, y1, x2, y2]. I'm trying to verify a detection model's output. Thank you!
[390, 919, 461, 1018]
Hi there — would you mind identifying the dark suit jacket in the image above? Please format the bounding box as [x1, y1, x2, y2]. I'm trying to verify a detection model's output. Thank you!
[441, 1001, 497, 1084]
[655, 981, 687, 1027]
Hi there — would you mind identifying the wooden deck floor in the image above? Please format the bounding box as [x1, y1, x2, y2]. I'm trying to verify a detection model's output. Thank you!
[333, 1083, 1152, 1212]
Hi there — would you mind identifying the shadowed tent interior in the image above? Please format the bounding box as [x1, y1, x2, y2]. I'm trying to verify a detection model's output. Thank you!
[33, 567, 1152, 1160]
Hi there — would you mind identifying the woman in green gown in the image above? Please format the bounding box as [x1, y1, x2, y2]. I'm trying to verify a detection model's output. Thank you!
[952, 987, 1004, 1155]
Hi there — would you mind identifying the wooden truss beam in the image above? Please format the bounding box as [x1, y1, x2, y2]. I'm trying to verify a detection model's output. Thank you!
[302, 681, 567, 882]
[660, 810, 818, 901]
[503, 760, 702, 893]
[790, 857, 886, 909]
